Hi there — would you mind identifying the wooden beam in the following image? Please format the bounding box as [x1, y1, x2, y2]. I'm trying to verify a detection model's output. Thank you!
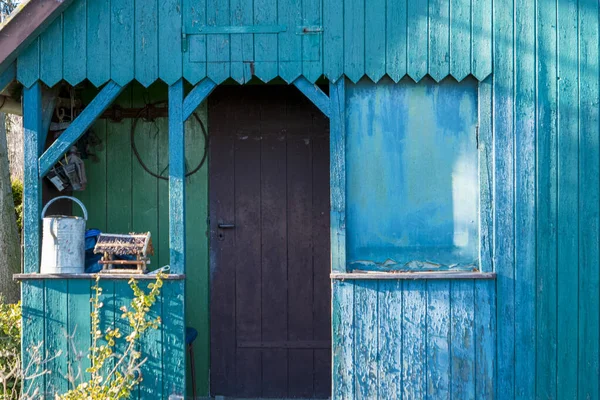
[169, 79, 186, 275]
[0, 0, 76, 74]
[330, 78, 346, 272]
[182, 78, 216, 121]
[0, 61, 16, 93]
[293, 76, 331, 118]
[330, 272, 497, 280]
[22, 82, 42, 273]
[38, 81, 123, 177]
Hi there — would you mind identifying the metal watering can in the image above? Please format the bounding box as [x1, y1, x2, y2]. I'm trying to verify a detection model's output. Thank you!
[40, 196, 88, 274]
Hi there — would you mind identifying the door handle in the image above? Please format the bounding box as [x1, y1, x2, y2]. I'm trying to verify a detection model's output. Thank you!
[218, 223, 235, 229]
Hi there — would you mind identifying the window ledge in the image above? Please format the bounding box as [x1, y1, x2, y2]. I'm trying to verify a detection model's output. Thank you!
[330, 271, 496, 280]
[13, 273, 186, 281]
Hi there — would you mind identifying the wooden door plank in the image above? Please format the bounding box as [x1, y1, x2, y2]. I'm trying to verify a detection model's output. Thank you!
[312, 133, 331, 398]
[234, 121, 263, 398]
[209, 93, 237, 396]
[260, 98, 289, 398]
[286, 109, 315, 398]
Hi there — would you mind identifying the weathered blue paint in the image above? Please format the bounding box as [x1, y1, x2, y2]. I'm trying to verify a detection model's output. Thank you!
[168, 80, 186, 275]
[22, 82, 42, 274]
[15, 0, 493, 87]
[19, 279, 183, 399]
[38, 81, 124, 177]
[332, 279, 496, 399]
[345, 78, 481, 272]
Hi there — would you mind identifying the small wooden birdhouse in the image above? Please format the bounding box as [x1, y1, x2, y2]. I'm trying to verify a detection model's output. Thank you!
[94, 232, 154, 274]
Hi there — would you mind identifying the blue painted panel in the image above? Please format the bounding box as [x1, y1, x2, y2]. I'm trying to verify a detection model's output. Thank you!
[331, 279, 496, 400]
[346, 78, 480, 271]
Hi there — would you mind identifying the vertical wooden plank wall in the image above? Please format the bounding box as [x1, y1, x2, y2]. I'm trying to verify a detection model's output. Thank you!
[333, 280, 495, 399]
[73, 82, 210, 396]
[16, 0, 494, 87]
[19, 280, 181, 399]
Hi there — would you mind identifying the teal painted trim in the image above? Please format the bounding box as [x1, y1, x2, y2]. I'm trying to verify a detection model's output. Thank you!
[39, 81, 124, 177]
[110, 0, 134, 86]
[354, 281, 378, 398]
[21, 281, 46, 396]
[474, 279, 495, 398]
[323, 0, 343, 80]
[191, 25, 287, 34]
[134, 0, 158, 87]
[329, 78, 346, 273]
[168, 80, 185, 274]
[0, 61, 16, 92]
[23, 82, 42, 274]
[478, 78, 494, 273]
[377, 280, 402, 398]
[163, 281, 186, 397]
[182, 78, 216, 121]
[426, 281, 451, 398]
[292, 77, 330, 118]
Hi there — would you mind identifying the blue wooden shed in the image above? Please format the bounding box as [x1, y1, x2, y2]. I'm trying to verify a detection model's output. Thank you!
[1, 0, 599, 398]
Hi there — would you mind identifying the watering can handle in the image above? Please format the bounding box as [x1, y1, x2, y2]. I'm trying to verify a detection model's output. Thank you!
[41, 196, 88, 221]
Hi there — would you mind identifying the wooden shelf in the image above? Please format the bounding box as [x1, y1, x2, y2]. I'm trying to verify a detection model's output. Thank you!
[330, 271, 496, 280]
[14, 273, 185, 281]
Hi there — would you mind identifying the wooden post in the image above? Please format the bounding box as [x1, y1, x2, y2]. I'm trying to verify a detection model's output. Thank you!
[168, 79, 186, 275]
[22, 82, 43, 274]
[329, 78, 346, 273]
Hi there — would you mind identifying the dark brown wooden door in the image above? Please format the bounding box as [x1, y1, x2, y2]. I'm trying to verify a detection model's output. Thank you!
[209, 86, 331, 399]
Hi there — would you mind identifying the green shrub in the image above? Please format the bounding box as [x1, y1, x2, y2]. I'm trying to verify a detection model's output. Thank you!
[0, 300, 22, 399]
[10, 180, 22, 233]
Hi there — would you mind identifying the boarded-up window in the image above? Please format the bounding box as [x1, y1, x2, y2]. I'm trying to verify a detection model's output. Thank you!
[345, 77, 480, 272]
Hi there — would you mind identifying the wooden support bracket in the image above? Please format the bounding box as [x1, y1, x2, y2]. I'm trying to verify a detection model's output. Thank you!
[293, 76, 331, 118]
[182, 79, 217, 121]
[38, 81, 124, 177]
